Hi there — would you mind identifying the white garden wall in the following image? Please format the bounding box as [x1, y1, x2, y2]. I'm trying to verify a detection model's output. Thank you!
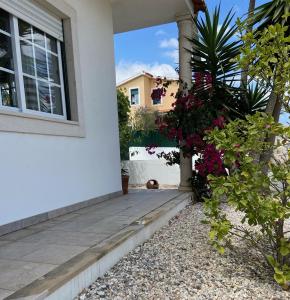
[125, 160, 180, 186]
[129, 147, 178, 160]
[128, 147, 199, 186]
[0, 0, 121, 226]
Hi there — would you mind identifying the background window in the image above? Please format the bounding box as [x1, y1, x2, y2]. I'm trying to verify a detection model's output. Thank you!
[130, 88, 139, 105]
[151, 88, 162, 105]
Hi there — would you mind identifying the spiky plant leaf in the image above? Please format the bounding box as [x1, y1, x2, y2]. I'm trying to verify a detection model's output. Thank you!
[251, 0, 290, 30]
[190, 6, 241, 84]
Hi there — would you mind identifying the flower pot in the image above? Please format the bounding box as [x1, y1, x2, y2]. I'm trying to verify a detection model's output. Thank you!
[146, 179, 159, 189]
[122, 175, 130, 195]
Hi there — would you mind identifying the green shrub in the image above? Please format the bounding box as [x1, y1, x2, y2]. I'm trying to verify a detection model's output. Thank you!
[204, 112, 290, 289]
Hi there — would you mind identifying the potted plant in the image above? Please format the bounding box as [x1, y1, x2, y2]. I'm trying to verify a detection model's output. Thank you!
[121, 167, 129, 195]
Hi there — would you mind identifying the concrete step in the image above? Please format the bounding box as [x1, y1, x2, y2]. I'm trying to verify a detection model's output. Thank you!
[6, 192, 191, 300]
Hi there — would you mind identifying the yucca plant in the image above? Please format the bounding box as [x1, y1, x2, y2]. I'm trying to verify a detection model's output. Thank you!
[191, 6, 241, 85]
[251, 0, 290, 30]
[226, 82, 270, 118]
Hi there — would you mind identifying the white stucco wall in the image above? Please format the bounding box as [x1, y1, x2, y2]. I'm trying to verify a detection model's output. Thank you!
[0, 0, 121, 226]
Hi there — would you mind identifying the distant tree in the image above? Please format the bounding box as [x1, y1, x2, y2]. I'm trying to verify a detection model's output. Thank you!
[117, 89, 131, 160]
[130, 107, 159, 133]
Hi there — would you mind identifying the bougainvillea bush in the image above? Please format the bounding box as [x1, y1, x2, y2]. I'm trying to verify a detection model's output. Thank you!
[148, 7, 268, 200]
[152, 72, 234, 200]
[204, 113, 290, 288]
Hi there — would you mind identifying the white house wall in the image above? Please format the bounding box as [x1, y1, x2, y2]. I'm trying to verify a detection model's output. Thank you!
[0, 0, 121, 226]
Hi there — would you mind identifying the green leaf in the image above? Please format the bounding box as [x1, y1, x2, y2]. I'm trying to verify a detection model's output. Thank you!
[267, 255, 276, 268]
[280, 246, 290, 257]
[209, 230, 217, 240]
[274, 273, 286, 285]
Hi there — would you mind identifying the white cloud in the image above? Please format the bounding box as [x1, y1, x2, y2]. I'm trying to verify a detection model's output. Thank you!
[159, 38, 178, 49]
[164, 50, 179, 64]
[116, 60, 178, 84]
[155, 30, 167, 36]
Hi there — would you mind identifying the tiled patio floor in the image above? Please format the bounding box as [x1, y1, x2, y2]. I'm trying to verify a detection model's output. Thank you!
[0, 189, 185, 299]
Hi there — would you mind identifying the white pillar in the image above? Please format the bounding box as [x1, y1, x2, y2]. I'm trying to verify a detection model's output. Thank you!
[177, 14, 195, 192]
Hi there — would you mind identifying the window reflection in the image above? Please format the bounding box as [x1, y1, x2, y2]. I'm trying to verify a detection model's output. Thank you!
[0, 9, 10, 33]
[0, 71, 17, 107]
[48, 53, 60, 83]
[19, 20, 33, 41]
[20, 41, 35, 76]
[0, 33, 13, 70]
[38, 81, 51, 113]
[24, 77, 38, 111]
[51, 85, 63, 115]
[35, 47, 48, 79]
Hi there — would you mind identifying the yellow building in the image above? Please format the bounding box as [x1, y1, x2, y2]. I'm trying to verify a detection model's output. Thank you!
[117, 71, 179, 113]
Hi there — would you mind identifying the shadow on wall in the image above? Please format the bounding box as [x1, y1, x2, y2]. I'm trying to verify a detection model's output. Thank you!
[124, 160, 180, 186]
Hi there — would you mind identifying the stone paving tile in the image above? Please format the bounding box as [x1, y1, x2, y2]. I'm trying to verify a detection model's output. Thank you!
[0, 242, 42, 260]
[28, 220, 62, 231]
[51, 213, 81, 222]
[0, 259, 55, 291]
[18, 230, 108, 247]
[0, 190, 181, 296]
[0, 241, 10, 247]
[21, 244, 87, 265]
[0, 288, 13, 299]
[46, 219, 101, 233]
[0, 229, 41, 242]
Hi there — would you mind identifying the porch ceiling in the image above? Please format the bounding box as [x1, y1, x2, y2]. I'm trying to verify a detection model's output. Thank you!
[111, 0, 192, 33]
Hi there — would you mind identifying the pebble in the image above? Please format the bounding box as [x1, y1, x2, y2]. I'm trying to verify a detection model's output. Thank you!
[76, 203, 290, 300]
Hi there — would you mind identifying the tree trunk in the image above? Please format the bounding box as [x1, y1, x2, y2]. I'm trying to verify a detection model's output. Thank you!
[260, 94, 282, 170]
[241, 0, 256, 89]
[265, 90, 278, 116]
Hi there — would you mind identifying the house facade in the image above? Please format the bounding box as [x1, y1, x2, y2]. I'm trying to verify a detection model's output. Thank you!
[117, 72, 179, 113]
[0, 0, 204, 234]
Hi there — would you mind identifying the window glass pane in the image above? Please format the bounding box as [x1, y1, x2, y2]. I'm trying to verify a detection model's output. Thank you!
[38, 81, 51, 113]
[33, 27, 45, 48]
[0, 9, 10, 33]
[130, 88, 139, 105]
[24, 77, 38, 111]
[153, 98, 161, 105]
[35, 47, 48, 79]
[0, 71, 17, 107]
[46, 35, 57, 53]
[51, 85, 63, 115]
[0, 33, 13, 70]
[19, 20, 32, 41]
[48, 53, 60, 84]
[20, 41, 34, 75]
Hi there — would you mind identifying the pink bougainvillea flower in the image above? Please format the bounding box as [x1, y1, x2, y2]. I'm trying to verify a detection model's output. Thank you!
[213, 115, 225, 129]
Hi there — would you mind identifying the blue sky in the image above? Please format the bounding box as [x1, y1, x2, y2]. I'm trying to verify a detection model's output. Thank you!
[114, 0, 289, 124]
[114, 0, 268, 84]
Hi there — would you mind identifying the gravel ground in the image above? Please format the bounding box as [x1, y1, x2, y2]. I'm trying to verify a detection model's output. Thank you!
[77, 203, 290, 300]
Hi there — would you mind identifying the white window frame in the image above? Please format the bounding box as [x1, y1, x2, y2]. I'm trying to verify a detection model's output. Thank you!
[0, 0, 85, 138]
[129, 87, 140, 106]
[151, 87, 163, 106]
[0, 11, 67, 120]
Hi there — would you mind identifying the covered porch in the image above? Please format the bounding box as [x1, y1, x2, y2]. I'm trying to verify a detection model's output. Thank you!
[0, 190, 190, 300]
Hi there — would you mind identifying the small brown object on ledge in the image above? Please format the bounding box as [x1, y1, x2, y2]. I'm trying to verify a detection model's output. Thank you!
[122, 175, 130, 194]
[192, 0, 207, 14]
[146, 179, 159, 190]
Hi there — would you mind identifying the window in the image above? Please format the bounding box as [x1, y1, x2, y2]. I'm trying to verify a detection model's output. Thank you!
[0, 8, 67, 119]
[130, 88, 139, 105]
[151, 88, 162, 105]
